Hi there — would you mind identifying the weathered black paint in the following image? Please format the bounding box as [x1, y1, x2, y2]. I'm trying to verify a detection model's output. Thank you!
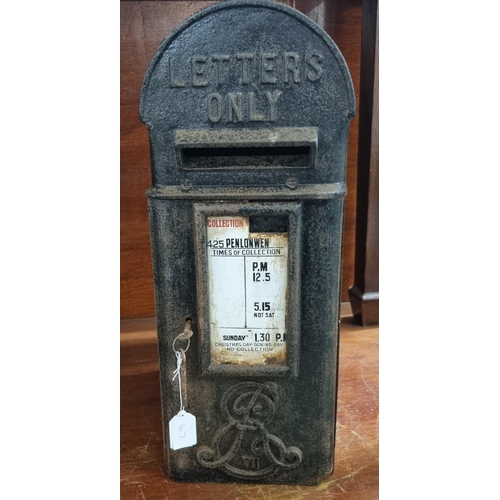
[140, 0, 355, 485]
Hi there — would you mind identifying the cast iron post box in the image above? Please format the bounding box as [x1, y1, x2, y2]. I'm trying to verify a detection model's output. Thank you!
[140, 0, 355, 485]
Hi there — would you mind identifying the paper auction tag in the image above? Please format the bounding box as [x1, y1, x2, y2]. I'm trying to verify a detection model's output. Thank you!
[169, 411, 197, 450]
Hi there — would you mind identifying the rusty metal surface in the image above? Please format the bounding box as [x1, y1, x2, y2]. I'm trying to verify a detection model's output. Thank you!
[140, 0, 355, 189]
[146, 183, 347, 200]
[140, 0, 355, 485]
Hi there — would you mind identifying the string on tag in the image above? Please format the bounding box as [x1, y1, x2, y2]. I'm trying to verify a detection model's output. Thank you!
[172, 349, 184, 412]
[169, 319, 197, 451]
[172, 319, 193, 414]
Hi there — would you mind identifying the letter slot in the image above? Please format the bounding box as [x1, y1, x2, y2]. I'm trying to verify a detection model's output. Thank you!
[176, 127, 317, 170]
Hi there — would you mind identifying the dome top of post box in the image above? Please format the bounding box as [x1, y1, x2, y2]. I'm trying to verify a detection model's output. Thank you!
[140, 0, 355, 189]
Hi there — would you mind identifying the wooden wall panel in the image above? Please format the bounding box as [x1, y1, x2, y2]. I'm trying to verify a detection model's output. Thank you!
[120, 0, 362, 318]
[321, 0, 362, 310]
[349, 0, 379, 325]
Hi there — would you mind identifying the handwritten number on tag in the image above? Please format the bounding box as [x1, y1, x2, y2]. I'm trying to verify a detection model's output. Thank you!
[169, 411, 197, 450]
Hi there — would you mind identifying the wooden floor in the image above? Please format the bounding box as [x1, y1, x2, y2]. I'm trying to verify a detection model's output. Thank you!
[121, 303, 379, 499]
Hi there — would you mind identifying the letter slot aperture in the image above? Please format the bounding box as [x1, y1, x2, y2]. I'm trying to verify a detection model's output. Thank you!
[176, 127, 317, 170]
